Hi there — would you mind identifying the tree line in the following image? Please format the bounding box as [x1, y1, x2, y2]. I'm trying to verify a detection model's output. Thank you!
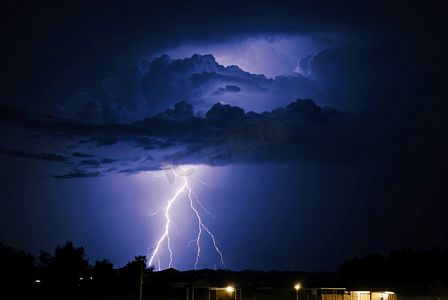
[338, 246, 448, 297]
[2, 242, 447, 299]
[0, 241, 153, 299]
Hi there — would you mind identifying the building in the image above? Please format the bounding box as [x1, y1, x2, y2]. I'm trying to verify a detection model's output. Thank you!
[145, 269, 397, 300]
[300, 287, 347, 300]
[350, 291, 397, 300]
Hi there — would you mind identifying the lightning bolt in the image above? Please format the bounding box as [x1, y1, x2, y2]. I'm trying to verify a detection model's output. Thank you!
[147, 176, 226, 271]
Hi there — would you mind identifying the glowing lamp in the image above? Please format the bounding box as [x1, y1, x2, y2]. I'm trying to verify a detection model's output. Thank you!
[226, 286, 235, 292]
[295, 284, 301, 300]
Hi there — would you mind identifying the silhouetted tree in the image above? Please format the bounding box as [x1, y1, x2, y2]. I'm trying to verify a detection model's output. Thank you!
[120, 255, 152, 295]
[93, 258, 114, 277]
[38, 241, 90, 296]
[92, 258, 115, 295]
[338, 246, 448, 296]
[0, 243, 36, 295]
[339, 253, 386, 283]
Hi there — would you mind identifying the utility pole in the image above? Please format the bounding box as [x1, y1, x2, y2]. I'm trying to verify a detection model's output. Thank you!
[139, 263, 143, 300]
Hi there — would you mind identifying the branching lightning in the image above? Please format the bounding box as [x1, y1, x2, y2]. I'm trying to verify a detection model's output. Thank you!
[147, 176, 226, 271]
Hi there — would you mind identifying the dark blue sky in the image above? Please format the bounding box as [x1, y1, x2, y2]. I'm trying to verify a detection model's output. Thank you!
[0, 0, 447, 271]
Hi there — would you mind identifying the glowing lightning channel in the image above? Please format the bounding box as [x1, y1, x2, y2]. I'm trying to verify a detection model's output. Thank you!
[148, 176, 226, 271]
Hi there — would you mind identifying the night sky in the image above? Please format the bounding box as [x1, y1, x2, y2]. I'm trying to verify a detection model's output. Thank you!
[1, 0, 447, 272]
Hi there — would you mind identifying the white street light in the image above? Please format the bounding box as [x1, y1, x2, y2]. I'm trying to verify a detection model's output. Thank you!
[295, 284, 301, 300]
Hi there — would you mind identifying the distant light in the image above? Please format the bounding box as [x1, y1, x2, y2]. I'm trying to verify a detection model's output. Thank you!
[295, 284, 301, 290]
[79, 278, 83, 280]
[385, 292, 394, 294]
[227, 286, 235, 292]
[357, 291, 370, 294]
[35, 280, 41, 283]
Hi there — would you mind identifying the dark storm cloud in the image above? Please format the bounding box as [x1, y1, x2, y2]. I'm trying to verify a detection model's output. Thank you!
[2, 79, 442, 182]
[0, 97, 366, 174]
[26, 10, 440, 120]
[72, 152, 95, 158]
[39, 53, 322, 122]
[160, 101, 194, 120]
[118, 165, 164, 175]
[144, 155, 155, 162]
[0, 148, 68, 162]
[187, 71, 266, 92]
[296, 30, 447, 115]
[101, 158, 118, 164]
[78, 159, 101, 167]
[53, 168, 102, 179]
[211, 85, 242, 96]
[205, 102, 245, 127]
[1, 0, 445, 122]
[1, 0, 446, 178]
[0, 95, 420, 175]
[224, 85, 241, 93]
